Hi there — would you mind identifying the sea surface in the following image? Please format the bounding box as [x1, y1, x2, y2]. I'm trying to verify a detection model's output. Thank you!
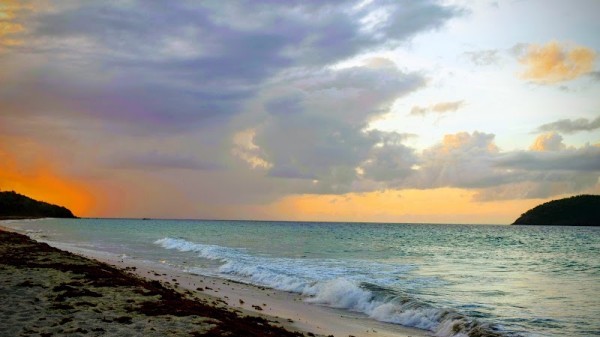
[5, 219, 599, 337]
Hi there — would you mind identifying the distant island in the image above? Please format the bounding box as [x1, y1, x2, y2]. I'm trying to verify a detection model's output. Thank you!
[0, 191, 76, 219]
[513, 195, 599, 226]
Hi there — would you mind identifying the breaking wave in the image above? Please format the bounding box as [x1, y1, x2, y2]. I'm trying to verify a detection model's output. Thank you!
[155, 237, 504, 337]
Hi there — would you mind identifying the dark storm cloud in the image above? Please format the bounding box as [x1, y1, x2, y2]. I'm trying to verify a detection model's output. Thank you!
[252, 63, 425, 193]
[3, 0, 493, 208]
[2, 0, 461, 134]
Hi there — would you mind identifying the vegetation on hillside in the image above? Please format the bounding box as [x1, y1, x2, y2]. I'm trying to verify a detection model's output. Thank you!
[513, 195, 599, 226]
[0, 191, 76, 219]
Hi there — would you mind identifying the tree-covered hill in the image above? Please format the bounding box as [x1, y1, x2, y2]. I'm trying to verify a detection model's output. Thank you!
[0, 191, 76, 219]
[513, 195, 599, 226]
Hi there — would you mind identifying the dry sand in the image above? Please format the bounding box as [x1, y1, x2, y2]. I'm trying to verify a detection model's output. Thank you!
[1, 223, 428, 337]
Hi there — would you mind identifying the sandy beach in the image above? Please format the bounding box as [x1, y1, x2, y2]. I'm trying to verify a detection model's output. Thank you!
[0, 227, 307, 337]
[1, 223, 426, 337]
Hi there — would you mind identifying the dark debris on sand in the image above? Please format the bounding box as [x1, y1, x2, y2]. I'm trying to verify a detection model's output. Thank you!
[0, 230, 306, 337]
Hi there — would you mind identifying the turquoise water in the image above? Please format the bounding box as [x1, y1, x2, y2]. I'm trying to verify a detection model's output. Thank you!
[7, 219, 599, 337]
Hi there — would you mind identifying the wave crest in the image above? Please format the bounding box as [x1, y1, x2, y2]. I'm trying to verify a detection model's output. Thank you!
[154, 237, 503, 337]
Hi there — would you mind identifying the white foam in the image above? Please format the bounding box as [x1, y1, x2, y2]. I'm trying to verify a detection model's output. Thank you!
[305, 278, 373, 309]
[154, 237, 498, 337]
[305, 278, 445, 331]
[154, 237, 235, 261]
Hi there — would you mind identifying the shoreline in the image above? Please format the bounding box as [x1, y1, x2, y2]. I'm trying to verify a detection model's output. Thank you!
[1, 221, 427, 337]
[0, 228, 306, 337]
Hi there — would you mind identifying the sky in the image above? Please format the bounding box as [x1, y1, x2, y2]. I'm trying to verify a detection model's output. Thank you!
[1, 0, 599, 224]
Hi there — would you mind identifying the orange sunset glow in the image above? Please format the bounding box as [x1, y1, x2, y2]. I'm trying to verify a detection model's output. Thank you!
[257, 189, 547, 224]
[0, 143, 93, 216]
[0, 0, 598, 223]
[2, 4, 599, 337]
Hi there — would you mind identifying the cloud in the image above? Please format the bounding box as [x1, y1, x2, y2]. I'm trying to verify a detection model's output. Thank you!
[402, 131, 599, 201]
[28, 0, 458, 68]
[109, 152, 222, 171]
[0, 1, 462, 134]
[477, 141, 600, 200]
[529, 132, 566, 152]
[359, 131, 418, 182]
[496, 144, 600, 172]
[408, 131, 509, 189]
[536, 116, 600, 134]
[0, 0, 34, 47]
[464, 49, 500, 66]
[9, 1, 598, 216]
[519, 41, 597, 83]
[410, 100, 464, 116]
[2, 1, 464, 216]
[231, 129, 272, 170]
[251, 62, 425, 193]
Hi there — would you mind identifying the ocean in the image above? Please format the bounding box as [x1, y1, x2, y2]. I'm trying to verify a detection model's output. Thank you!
[6, 219, 599, 337]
